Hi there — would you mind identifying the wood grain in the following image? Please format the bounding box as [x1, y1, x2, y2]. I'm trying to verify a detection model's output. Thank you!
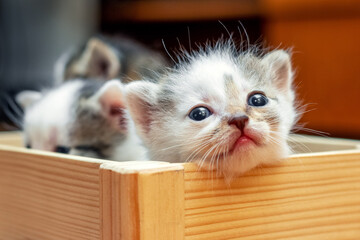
[0, 143, 186, 240]
[0, 132, 360, 239]
[0, 145, 103, 240]
[100, 161, 185, 240]
[183, 150, 360, 239]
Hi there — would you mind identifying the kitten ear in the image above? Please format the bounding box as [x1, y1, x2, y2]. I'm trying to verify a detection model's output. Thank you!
[262, 50, 293, 93]
[15, 90, 43, 109]
[74, 37, 120, 80]
[125, 81, 159, 137]
[91, 79, 127, 131]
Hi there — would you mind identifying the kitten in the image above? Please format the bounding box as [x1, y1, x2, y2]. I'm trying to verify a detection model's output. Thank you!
[54, 35, 168, 85]
[17, 79, 146, 161]
[125, 42, 297, 178]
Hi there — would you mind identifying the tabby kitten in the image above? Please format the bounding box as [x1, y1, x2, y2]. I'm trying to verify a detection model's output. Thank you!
[125, 43, 297, 178]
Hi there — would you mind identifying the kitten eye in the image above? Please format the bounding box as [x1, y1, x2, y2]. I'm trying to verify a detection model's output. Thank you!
[248, 93, 268, 107]
[189, 107, 212, 121]
[55, 146, 70, 154]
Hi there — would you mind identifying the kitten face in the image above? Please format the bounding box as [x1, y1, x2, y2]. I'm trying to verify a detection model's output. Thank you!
[68, 79, 147, 161]
[126, 46, 296, 178]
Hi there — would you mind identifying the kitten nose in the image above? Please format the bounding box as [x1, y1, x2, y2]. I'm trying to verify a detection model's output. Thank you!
[228, 115, 249, 130]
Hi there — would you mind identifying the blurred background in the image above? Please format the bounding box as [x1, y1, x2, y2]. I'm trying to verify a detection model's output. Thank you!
[0, 0, 359, 140]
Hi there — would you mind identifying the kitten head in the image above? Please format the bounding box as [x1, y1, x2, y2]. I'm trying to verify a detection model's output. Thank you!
[126, 45, 296, 178]
[18, 78, 146, 161]
[69, 79, 143, 160]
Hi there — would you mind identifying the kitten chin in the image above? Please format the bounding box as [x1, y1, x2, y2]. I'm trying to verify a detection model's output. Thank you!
[197, 134, 290, 180]
[125, 42, 297, 179]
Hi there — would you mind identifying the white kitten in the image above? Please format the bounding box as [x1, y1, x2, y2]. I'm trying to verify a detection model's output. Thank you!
[125, 43, 297, 178]
[17, 79, 147, 161]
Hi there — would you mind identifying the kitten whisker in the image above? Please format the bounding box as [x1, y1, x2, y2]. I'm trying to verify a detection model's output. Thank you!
[209, 139, 224, 170]
[191, 137, 224, 169]
[2, 104, 23, 129]
[218, 21, 235, 48]
[201, 137, 229, 171]
[184, 139, 213, 163]
[293, 125, 330, 137]
[187, 26, 192, 52]
[237, 26, 244, 51]
[238, 21, 250, 50]
[0, 92, 24, 129]
[161, 39, 177, 65]
[287, 135, 313, 153]
[160, 136, 213, 152]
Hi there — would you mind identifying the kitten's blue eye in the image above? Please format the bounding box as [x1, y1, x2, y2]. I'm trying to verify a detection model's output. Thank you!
[189, 107, 212, 121]
[248, 93, 268, 107]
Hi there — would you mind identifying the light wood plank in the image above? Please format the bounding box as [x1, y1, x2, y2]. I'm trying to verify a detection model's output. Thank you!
[0, 131, 23, 147]
[183, 150, 360, 240]
[288, 134, 360, 153]
[1, 132, 360, 239]
[137, 165, 185, 240]
[0, 145, 103, 240]
[99, 162, 185, 240]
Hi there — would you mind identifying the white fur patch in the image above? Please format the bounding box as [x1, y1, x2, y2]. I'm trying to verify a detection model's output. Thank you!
[22, 80, 84, 151]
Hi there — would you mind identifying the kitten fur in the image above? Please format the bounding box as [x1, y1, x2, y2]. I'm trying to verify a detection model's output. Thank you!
[17, 79, 147, 161]
[54, 35, 168, 85]
[125, 42, 297, 179]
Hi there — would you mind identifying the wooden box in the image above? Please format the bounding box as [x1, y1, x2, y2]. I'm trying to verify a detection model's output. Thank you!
[0, 132, 360, 239]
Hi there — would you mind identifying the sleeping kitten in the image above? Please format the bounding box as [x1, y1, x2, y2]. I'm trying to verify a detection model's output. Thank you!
[54, 35, 168, 85]
[125, 42, 297, 178]
[17, 79, 146, 161]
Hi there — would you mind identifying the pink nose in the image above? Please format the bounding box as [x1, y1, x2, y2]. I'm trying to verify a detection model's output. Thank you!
[228, 115, 249, 130]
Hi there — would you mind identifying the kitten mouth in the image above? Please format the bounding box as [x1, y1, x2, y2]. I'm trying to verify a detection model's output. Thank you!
[229, 131, 259, 153]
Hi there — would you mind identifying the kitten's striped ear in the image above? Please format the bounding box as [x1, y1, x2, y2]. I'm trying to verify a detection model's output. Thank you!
[70, 37, 120, 80]
[125, 81, 159, 137]
[262, 50, 293, 93]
